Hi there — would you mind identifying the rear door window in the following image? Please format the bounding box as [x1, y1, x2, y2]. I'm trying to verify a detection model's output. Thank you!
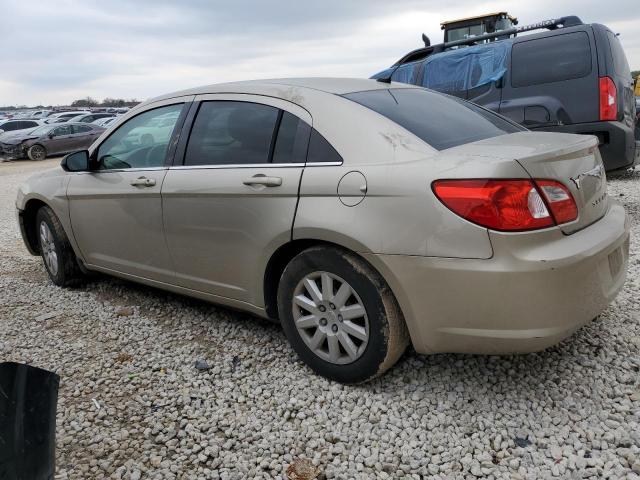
[511, 32, 592, 87]
[306, 129, 343, 163]
[271, 111, 311, 164]
[185, 101, 279, 166]
[343, 88, 522, 150]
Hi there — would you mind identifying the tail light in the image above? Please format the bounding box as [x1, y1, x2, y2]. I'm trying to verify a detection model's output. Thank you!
[535, 180, 578, 224]
[599, 77, 617, 121]
[432, 179, 578, 231]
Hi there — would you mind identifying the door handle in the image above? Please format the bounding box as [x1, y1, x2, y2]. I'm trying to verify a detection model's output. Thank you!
[242, 175, 282, 187]
[130, 176, 156, 187]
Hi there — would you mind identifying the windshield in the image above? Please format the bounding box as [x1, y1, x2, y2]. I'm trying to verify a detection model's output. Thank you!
[343, 88, 523, 150]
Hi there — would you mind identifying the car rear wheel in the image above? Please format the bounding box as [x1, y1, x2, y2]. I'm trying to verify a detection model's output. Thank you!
[36, 206, 85, 287]
[277, 246, 409, 383]
[27, 144, 47, 161]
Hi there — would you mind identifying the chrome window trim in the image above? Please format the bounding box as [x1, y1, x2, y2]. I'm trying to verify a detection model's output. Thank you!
[169, 163, 305, 170]
[168, 161, 343, 170]
[71, 161, 343, 174]
[305, 162, 343, 167]
[74, 167, 167, 174]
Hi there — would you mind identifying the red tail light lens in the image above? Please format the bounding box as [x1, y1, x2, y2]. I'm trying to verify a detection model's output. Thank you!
[432, 179, 578, 231]
[432, 180, 554, 231]
[599, 77, 617, 121]
[535, 180, 578, 224]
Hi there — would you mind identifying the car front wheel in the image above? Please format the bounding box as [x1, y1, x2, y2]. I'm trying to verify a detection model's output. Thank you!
[27, 144, 47, 161]
[36, 206, 85, 287]
[277, 246, 409, 383]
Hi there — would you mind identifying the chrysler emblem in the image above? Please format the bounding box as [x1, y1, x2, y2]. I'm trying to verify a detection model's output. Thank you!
[570, 164, 604, 190]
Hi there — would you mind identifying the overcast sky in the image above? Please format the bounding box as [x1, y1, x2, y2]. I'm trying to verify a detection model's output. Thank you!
[1, 0, 638, 106]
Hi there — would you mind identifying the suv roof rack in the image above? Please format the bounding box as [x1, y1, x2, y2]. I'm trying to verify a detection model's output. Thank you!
[377, 15, 584, 83]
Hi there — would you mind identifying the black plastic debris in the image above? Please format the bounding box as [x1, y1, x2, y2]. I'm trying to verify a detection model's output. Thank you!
[194, 360, 211, 371]
[0, 362, 60, 480]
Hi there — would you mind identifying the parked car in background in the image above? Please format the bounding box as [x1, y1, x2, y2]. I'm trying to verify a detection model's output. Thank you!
[92, 117, 117, 127]
[44, 111, 91, 124]
[68, 113, 115, 124]
[0, 119, 43, 134]
[373, 17, 637, 172]
[0, 122, 104, 161]
[27, 110, 53, 120]
[124, 110, 179, 146]
[14, 79, 629, 383]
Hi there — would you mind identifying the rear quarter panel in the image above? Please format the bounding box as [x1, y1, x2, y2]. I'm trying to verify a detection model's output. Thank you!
[293, 92, 528, 259]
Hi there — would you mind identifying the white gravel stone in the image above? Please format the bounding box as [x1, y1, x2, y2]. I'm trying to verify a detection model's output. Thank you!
[1, 159, 639, 479]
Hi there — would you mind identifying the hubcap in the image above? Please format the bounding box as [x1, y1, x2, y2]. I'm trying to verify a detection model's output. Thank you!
[292, 271, 369, 365]
[39, 222, 58, 276]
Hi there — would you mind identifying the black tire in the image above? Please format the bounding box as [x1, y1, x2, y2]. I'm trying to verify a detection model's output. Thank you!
[36, 206, 85, 287]
[27, 144, 47, 161]
[277, 246, 409, 383]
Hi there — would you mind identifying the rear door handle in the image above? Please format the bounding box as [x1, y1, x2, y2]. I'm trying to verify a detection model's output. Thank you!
[130, 176, 156, 187]
[242, 175, 282, 187]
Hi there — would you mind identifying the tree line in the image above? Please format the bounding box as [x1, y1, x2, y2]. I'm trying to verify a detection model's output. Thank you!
[70, 97, 140, 108]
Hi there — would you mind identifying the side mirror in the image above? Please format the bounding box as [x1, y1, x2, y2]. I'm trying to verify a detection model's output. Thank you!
[61, 150, 90, 172]
[47, 132, 54, 139]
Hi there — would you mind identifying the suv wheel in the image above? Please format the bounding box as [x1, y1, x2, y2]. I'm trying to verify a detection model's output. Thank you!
[36, 206, 85, 287]
[277, 246, 409, 383]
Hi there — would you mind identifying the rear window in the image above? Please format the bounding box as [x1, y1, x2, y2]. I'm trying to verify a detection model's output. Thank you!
[511, 32, 592, 87]
[607, 31, 631, 78]
[343, 88, 522, 151]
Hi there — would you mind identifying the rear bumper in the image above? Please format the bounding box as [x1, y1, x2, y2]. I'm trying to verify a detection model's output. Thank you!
[365, 202, 630, 355]
[537, 121, 637, 171]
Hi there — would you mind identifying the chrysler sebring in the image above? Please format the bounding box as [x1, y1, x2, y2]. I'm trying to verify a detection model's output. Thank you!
[16, 78, 629, 383]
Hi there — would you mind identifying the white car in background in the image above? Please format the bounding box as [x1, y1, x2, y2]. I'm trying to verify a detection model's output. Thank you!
[124, 111, 180, 146]
[92, 117, 118, 128]
[44, 111, 91, 124]
[0, 119, 44, 134]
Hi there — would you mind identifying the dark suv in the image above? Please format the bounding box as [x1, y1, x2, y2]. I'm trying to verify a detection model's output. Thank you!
[373, 18, 637, 172]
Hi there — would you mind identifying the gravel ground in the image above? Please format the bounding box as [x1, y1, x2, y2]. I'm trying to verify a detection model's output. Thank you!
[1, 158, 639, 480]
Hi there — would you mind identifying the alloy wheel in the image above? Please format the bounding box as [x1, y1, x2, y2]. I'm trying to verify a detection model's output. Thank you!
[30, 145, 45, 160]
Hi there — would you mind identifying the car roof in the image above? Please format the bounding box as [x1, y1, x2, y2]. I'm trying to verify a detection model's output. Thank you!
[146, 77, 420, 106]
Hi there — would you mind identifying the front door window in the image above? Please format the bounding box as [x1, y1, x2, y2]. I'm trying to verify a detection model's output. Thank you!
[96, 104, 183, 170]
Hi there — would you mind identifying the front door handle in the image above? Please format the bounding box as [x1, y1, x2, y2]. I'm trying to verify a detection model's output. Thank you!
[130, 176, 156, 187]
[242, 175, 282, 187]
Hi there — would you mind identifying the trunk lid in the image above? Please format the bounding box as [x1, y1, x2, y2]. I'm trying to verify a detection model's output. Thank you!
[449, 131, 608, 234]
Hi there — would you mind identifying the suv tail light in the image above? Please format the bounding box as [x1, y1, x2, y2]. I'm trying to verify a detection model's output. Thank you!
[599, 76, 617, 121]
[432, 179, 578, 231]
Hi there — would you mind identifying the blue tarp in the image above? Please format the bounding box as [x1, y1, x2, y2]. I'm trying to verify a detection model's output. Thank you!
[370, 61, 420, 83]
[420, 41, 511, 92]
[371, 41, 512, 93]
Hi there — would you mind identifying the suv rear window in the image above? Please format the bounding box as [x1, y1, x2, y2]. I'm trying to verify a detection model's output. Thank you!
[511, 32, 592, 87]
[343, 88, 522, 150]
